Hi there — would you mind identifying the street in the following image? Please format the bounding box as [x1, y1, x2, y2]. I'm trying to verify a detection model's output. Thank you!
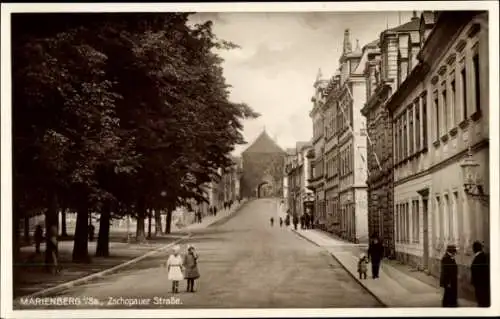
[30, 198, 382, 309]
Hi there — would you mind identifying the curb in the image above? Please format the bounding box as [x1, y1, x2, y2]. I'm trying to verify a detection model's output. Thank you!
[291, 229, 388, 307]
[14, 234, 192, 302]
[15, 202, 248, 302]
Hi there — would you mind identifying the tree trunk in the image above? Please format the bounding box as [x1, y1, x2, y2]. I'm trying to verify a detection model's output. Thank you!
[136, 198, 146, 242]
[164, 203, 174, 234]
[24, 216, 30, 244]
[95, 202, 111, 257]
[61, 208, 68, 237]
[45, 193, 59, 267]
[155, 209, 162, 236]
[147, 209, 152, 239]
[72, 202, 90, 263]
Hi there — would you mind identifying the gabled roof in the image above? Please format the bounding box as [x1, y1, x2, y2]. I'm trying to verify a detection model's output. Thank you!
[242, 130, 285, 154]
[388, 16, 420, 33]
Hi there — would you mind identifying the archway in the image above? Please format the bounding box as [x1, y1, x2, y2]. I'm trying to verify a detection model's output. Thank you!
[257, 182, 270, 198]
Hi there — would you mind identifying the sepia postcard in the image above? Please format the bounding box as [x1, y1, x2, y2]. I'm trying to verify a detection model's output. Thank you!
[1, 1, 498, 318]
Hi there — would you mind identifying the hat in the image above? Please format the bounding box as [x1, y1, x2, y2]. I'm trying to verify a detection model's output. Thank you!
[359, 253, 366, 259]
[446, 244, 457, 254]
[187, 244, 194, 250]
[172, 245, 181, 252]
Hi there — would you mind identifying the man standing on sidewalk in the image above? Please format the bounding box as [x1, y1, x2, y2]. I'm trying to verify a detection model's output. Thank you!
[470, 241, 490, 307]
[368, 234, 384, 279]
[440, 245, 458, 307]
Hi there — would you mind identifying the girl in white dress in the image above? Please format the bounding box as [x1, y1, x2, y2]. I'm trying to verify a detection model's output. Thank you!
[165, 245, 184, 293]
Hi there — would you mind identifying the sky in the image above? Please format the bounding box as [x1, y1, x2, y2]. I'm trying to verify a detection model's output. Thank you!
[190, 11, 415, 155]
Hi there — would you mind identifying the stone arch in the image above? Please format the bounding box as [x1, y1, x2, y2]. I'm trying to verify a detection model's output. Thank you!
[256, 174, 274, 198]
[257, 182, 269, 198]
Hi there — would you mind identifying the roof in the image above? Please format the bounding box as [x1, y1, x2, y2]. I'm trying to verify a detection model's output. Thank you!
[364, 39, 380, 49]
[296, 141, 311, 152]
[286, 148, 296, 156]
[241, 130, 285, 154]
[388, 16, 420, 33]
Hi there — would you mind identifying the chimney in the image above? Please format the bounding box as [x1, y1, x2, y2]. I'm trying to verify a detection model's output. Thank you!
[355, 39, 360, 52]
[343, 29, 352, 54]
[411, 11, 418, 21]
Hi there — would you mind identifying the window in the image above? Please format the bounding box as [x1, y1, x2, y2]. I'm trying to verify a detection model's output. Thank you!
[395, 205, 400, 242]
[412, 200, 420, 243]
[434, 93, 440, 140]
[461, 68, 467, 120]
[415, 100, 421, 151]
[473, 53, 480, 113]
[451, 79, 457, 126]
[445, 194, 451, 240]
[422, 92, 428, 148]
[442, 88, 448, 132]
[399, 117, 403, 161]
[409, 105, 414, 155]
[404, 203, 410, 243]
[453, 191, 459, 242]
[403, 113, 407, 159]
[394, 120, 399, 163]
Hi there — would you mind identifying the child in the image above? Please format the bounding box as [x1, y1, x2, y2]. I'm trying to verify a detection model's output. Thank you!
[183, 245, 200, 292]
[358, 253, 369, 280]
[165, 245, 184, 293]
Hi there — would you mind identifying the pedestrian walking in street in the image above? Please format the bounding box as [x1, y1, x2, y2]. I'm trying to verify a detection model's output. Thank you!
[440, 244, 458, 307]
[300, 215, 305, 229]
[470, 241, 490, 307]
[292, 215, 298, 230]
[270, 217, 274, 227]
[34, 224, 43, 254]
[279, 217, 283, 228]
[183, 245, 200, 293]
[367, 235, 384, 279]
[165, 245, 184, 293]
[285, 215, 290, 228]
[357, 253, 369, 280]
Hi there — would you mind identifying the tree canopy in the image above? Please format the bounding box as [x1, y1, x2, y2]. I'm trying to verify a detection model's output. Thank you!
[12, 13, 259, 261]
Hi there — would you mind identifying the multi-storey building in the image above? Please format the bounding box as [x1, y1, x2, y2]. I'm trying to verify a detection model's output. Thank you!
[309, 69, 328, 225]
[385, 11, 489, 299]
[309, 29, 369, 243]
[283, 148, 296, 213]
[286, 142, 313, 218]
[361, 12, 422, 258]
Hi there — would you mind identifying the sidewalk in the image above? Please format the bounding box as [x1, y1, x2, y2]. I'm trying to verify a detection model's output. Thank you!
[293, 228, 477, 308]
[14, 200, 247, 300]
[173, 199, 248, 232]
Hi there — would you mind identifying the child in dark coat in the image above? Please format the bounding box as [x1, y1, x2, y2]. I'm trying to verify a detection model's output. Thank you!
[183, 245, 200, 293]
[358, 253, 369, 280]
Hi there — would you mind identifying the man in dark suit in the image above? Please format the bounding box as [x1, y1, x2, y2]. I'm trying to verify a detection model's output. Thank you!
[368, 234, 384, 279]
[471, 241, 490, 307]
[440, 244, 458, 307]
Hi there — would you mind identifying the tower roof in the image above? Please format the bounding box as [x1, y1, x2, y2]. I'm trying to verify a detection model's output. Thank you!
[242, 130, 285, 154]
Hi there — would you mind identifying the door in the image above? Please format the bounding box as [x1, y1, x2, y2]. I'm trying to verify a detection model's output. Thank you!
[422, 198, 429, 270]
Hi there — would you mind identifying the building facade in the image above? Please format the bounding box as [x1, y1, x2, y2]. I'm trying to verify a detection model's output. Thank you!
[385, 11, 489, 299]
[309, 30, 370, 243]
[240, 130, 286, 198]
[361, 13, 422, 257]
[309, 69, 328, 226]
[285, 142, 313, 218]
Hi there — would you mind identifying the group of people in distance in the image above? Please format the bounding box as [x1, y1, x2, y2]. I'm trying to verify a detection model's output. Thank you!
[357, 234, 490, 308]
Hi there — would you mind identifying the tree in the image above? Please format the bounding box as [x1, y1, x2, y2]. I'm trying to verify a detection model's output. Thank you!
[12, 13, 259, 264]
